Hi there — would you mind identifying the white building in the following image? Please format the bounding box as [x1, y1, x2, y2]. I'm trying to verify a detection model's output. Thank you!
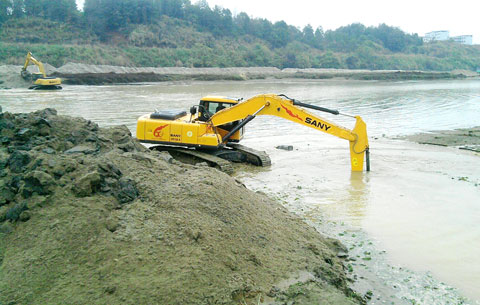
[452, 35, 473, 45]
[423, 30, 450, 42]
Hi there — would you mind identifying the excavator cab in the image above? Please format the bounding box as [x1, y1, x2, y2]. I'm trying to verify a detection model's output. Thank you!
[198, 98, 236, 122]
[196, 97, 244, 141]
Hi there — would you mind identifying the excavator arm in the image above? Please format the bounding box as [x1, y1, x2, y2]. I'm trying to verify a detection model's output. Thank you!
[210, 94, 370, 171]
[21, 52, 47, 78]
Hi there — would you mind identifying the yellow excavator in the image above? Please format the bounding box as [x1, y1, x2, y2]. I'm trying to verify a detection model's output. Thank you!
[136, 94, 370, 172]
[21, 52, 62, 90]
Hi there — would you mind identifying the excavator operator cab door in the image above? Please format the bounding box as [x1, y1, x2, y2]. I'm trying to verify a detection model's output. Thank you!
[198, 99, 244, 140]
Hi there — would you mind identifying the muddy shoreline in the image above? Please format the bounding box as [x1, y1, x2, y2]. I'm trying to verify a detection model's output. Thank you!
[1, 63, 477, 88]
[403, 126, 480, 152]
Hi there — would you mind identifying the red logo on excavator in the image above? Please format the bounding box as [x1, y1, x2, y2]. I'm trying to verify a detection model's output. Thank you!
[281, 105, 303, 121]
[153, 124, 168, 137]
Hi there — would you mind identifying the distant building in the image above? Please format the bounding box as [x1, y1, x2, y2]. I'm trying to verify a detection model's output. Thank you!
[452, 35, 473, 45]
[423, 30, 450, 42]
[423, 31, 473, 45]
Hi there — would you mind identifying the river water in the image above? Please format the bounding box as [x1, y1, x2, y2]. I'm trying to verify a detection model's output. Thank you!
[1, 79, 480, 303]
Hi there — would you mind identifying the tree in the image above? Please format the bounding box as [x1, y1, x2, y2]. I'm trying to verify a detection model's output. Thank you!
[234, 12, 252, 36]
[0, 0, 10, 24]
[23, 0, 78, 22]
[10, 0, 24, 18]
[313, 26, 324, 49]
[302, 24, 314, 46]
[270, 21, 289, 47]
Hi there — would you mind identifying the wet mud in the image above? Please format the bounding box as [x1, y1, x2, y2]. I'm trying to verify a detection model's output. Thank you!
[403, 126, 480, 152]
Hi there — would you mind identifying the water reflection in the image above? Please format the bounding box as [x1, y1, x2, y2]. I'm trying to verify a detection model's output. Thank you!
[347, 171, 369, 221]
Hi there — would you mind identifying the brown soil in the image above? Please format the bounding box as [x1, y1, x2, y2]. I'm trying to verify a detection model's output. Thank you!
[0, 108, 364, 304]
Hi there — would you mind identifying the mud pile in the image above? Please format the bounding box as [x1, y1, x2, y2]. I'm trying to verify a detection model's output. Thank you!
[0, 107, 363, 304]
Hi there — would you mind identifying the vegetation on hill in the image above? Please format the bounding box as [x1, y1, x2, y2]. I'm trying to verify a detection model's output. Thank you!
[1, 0, 479, 71]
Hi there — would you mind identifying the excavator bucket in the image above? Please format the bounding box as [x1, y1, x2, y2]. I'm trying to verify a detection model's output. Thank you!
[349, 116, 369, 171]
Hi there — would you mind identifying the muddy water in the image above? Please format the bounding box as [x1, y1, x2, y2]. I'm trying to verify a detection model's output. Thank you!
[2, 79, 480, 303]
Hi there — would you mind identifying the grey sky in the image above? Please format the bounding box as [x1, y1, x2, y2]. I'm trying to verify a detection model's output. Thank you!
[76, 0, 478, 44]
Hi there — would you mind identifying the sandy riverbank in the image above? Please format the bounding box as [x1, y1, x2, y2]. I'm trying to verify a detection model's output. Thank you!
[1, 63, 476, 88]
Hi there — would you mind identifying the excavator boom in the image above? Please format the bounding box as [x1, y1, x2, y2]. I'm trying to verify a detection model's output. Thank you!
[210, 94, 369, 171]
[22, 52, 47, 77]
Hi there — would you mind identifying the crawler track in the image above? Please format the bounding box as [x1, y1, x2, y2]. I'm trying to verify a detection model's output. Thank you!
[150, 146, 234, 174]
[150, 144, 271, 174]
[226, 144, 271, 166]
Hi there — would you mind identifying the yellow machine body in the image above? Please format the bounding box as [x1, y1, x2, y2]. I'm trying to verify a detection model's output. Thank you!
[137, 94, 369, 171]
[137, 96, 243, 148]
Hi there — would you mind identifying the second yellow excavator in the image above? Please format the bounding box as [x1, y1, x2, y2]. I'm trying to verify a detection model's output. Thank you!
[21, 52, 62, 90]
[136, 94, 370, 172]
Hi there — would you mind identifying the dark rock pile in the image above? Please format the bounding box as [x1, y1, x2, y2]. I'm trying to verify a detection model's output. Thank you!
[0, 107, 143, 225]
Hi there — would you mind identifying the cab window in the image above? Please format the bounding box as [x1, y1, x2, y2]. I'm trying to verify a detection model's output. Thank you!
[199, 101, 233, 121]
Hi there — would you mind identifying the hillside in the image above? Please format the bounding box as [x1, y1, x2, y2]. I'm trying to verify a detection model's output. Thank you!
[1, 0, 480, 71]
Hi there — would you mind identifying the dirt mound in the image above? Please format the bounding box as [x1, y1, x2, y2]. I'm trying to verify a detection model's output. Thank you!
[0, 107, 363, 304]
[0, 64, 58, 89]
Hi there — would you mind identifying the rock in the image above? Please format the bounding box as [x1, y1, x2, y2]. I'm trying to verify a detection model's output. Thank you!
[33, 118, 51, 127]
[52, 159, 77, 177]
[117, 142, 135, 152]
[7, 150, 31, 173]
[42, 147, 55, 154]
[16, 127, 33, 140]
[73, 172, 102, 197]
[276, 145, 293, 151]
[156, 151, 174, 163]
[0, 151, 8, 169]
[19, 211, 31, 222]
[98, 162, 122, 178]
[104, 285, 117, 294]
[0, 206, 8, 222]
[0, 221, 13, 234]
[9, 144, 31, 152]
[64, 144, 98, 155]
[105, 217, 119, 232]
[35, 108, 57, 117]
[5, 202, 27, 222]
[23, 170, 56, 196]
[113, 178, 139, 204]
[0, 183, 15, 206]
[9, 175, 21, 193]
[111, 126, 131, 144]
[26, 195, 47, 210]
[0, 136, 10, 144]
